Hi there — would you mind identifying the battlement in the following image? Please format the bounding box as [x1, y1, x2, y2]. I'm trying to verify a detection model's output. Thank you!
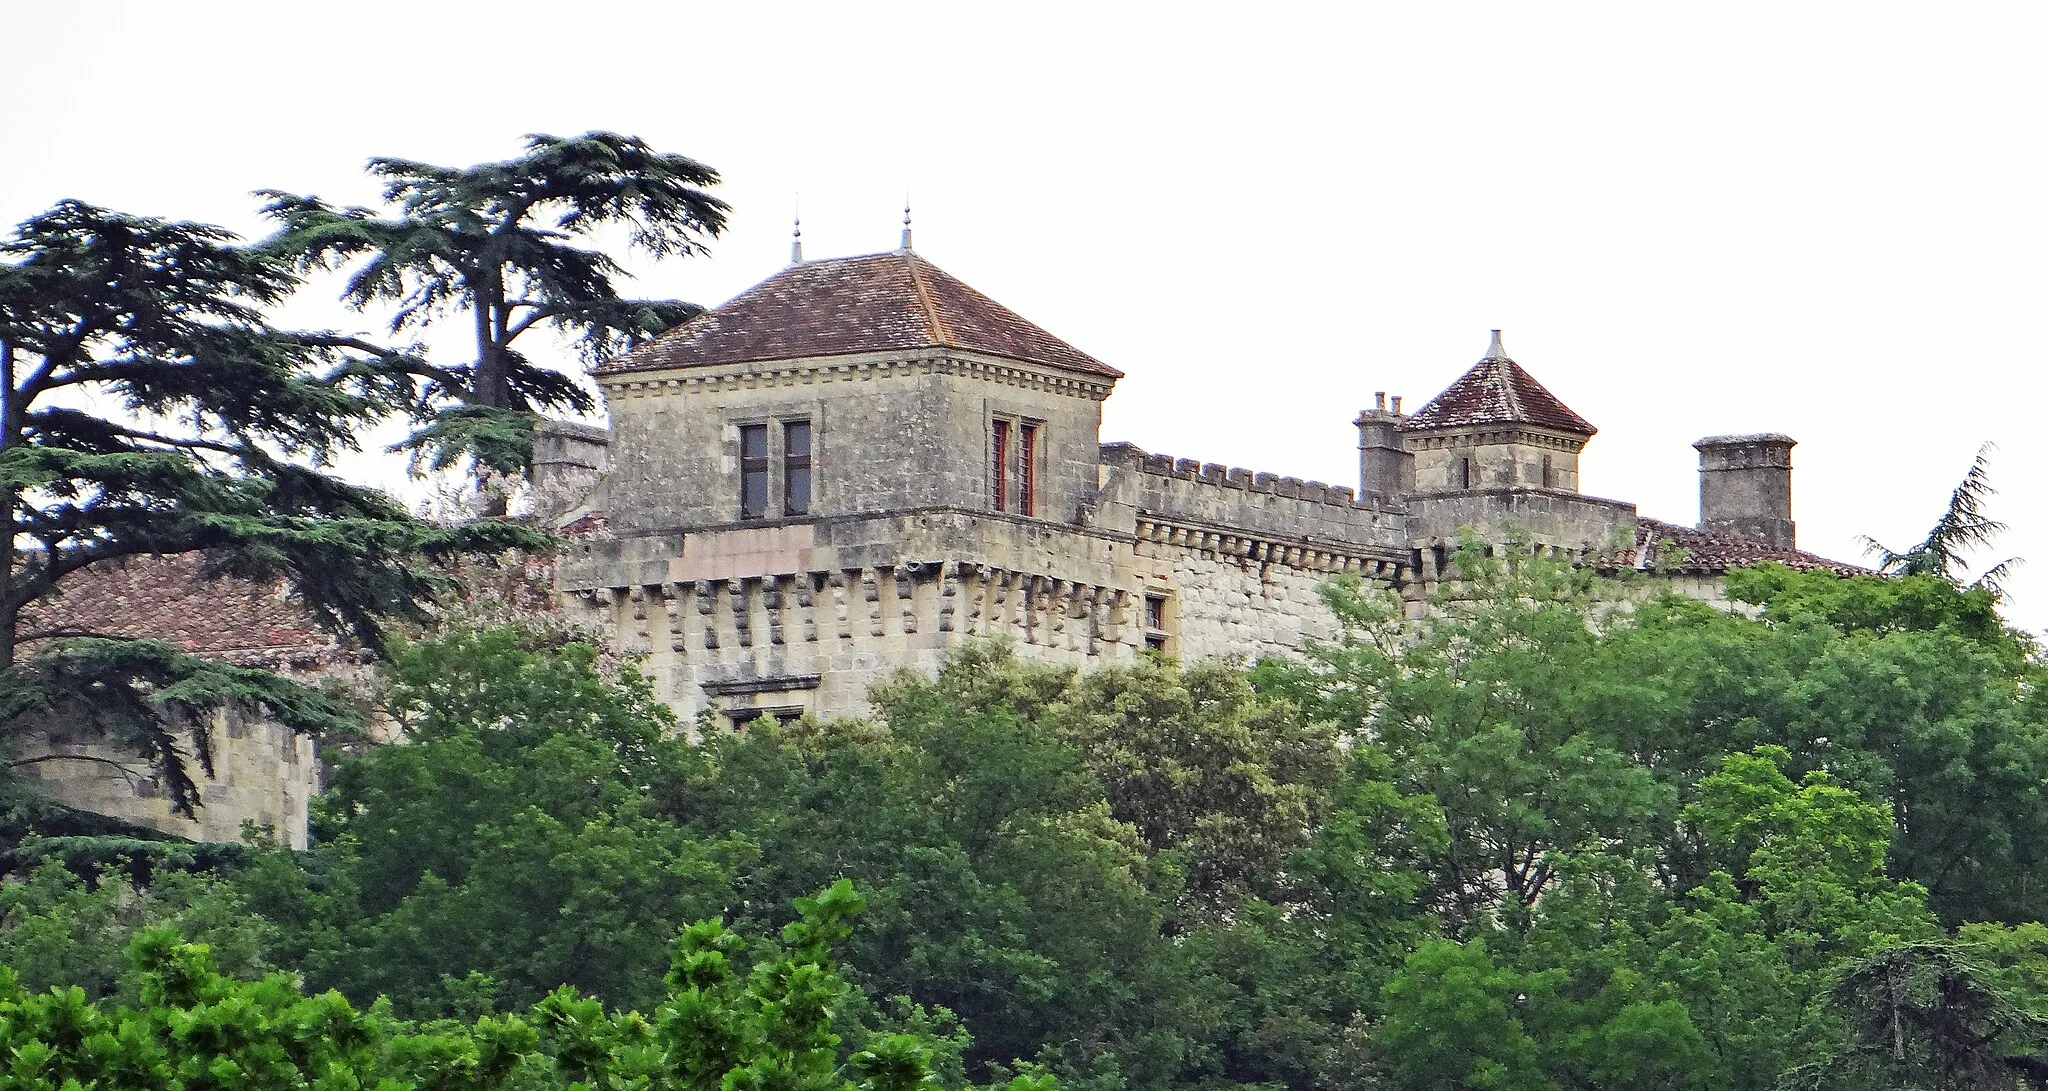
[1098, 442, 1388, 509]
[1094, 443, 1411, 564]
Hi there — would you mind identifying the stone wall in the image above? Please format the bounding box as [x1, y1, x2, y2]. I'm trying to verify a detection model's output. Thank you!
[595, 349, 1112, 535]
[1406, 487, 1637, 552]
[1094, 443, 1413, 554]
[16, 705, 319, 849]
[557, 484, 1412, 721]
[1408, 426, 1586, 494]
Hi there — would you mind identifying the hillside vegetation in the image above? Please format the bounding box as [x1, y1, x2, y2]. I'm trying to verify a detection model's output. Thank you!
[8, 547, 2048, 1090]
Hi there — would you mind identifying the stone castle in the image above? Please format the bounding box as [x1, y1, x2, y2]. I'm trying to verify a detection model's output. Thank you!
[546, 241, 1855, 727]
[20, 237, 1859, 843]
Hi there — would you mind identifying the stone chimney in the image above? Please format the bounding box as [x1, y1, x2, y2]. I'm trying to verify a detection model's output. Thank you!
[1694, 433, 1796, 548]
[532, 420, 611, 517]
[1354, 392, 1413, 503]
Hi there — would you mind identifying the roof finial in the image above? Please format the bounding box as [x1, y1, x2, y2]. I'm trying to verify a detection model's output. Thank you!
[900, 195, 913, 251]
[1486, 329, 1507, 360]
[790, 195, 803, 265]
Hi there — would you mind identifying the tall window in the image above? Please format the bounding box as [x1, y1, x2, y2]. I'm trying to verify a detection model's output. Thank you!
[739, 424, 769, 519]
[784, 419, 812, 515]
[1457, 456, 1472, 490]
[1143, 593, 1169, 653]
[1541, 453, 1554, 489]
[992, 419, 1010, 511]
[1019, 422, 1038, 516]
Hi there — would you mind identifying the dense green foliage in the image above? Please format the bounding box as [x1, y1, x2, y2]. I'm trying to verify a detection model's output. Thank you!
[0, 200, 547, 806]
[12, 547, 2048, 1088]
[0, 877, 950, 1091]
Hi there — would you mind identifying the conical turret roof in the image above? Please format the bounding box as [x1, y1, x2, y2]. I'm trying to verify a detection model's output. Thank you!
[1402, 331, 1595, 436]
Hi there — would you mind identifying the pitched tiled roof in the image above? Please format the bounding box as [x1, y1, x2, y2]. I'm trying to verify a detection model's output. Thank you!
[598, 251, 1122, 379]
[1624, 518, 1869, 577]
[1403, 332, 1595, 436]
[19, 553, 340, 668]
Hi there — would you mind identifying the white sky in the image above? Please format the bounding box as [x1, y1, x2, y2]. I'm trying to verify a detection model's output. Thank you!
[7, 2, 2047, 629]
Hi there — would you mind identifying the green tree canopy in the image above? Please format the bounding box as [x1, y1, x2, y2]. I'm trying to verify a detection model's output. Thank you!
[258, 131, 728, 482]
[0, 200, 543, 810]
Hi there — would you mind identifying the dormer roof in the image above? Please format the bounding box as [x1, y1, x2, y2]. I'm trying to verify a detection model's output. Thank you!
[597, 251, 1121, 379]
[1402, 331, 1595, 436]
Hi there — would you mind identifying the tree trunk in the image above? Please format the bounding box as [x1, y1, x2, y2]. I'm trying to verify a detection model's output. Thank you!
[470, 271, 513, 517]
[473, 292, 505, 408]
[2, 338, 16, 668]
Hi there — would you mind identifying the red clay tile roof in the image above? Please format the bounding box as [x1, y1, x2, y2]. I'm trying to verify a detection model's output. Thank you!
[1403, 335, 1595, 436]
[1624, 518, 1869, 576]
[597, 251, 1122, 378]
[19, 553, 340, 668]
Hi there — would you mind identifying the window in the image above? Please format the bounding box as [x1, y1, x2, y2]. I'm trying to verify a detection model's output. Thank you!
[737, 417, 815, 519]
[1019, 422, 1038, 516]
[784, 419, 812, 515]
[1541, 453, 1554, 489]
[1143, 593, 1170, 654]
[739, 424, 769, 519]
[991, 416, 1044, 515]
[992, 419, 1011, 511]
[1457, 456, 1472, 490]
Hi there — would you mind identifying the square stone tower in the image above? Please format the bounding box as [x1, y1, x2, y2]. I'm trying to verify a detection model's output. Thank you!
[1398, 330, 1596, 494]
[589, 250, 1121, 534]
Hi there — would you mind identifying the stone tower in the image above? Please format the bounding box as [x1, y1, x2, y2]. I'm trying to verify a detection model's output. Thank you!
[1399, 330, 1595, 494]
[1354, 392, 1413, 504]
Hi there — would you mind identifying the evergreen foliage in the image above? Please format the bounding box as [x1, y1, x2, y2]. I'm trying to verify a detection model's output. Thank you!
[257, 132, 728, 480]
[0, 200, 546, 807]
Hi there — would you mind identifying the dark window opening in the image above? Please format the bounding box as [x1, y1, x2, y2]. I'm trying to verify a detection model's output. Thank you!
[784, 419, 812, 515]
[1457, 456, 1472, 490]
[740, 424, 769, 519]
[1019, 422, 1039, 516]
[1145, 634, 1167, 653]
[992, 419, 1011, 511]
[1144, 594, 1166, 631]
[1541, 453, 1554, 489]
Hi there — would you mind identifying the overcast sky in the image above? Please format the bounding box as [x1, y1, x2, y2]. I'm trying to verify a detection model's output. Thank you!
[7, 3, 2047, 629]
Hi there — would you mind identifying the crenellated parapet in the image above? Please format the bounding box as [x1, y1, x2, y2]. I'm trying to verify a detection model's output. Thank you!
[1094, 443, 1413, 566]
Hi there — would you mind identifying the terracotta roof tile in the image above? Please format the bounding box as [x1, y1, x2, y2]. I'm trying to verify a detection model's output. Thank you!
[597, 251, 1121, 378]
[1403, 334, 1595, 435]
[1622, 518, 1869, 577]
[19, 553, 340, 667]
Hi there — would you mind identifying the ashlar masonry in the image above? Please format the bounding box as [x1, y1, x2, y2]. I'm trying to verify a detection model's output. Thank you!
[551, 247, 1858, 727]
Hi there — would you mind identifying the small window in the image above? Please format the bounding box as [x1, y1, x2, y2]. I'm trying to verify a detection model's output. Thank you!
[784, 419, 812, 515]
[739, 424, 769, 519]
[1541, 453, 1554, 489]
[1457, 456, 1472, 490]
[1144, 594, 1166, 631]
[992, 419, 1011, 511]
[1019, 422, 1038, 516]
[1145, 634, 1167, 653]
